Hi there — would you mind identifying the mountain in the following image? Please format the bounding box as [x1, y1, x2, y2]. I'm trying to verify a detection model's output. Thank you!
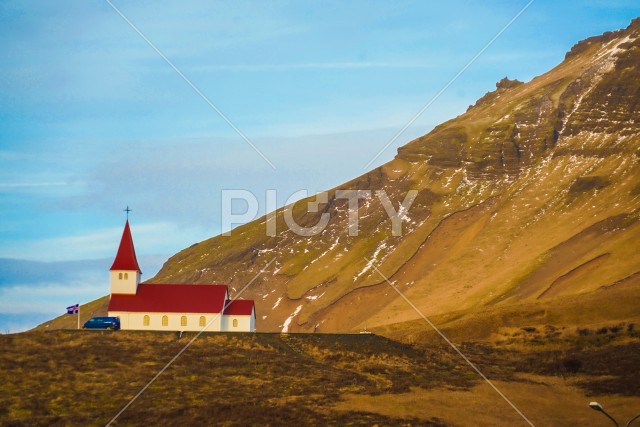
[149, 18, 640, 339]
[41, 19, 640, 339]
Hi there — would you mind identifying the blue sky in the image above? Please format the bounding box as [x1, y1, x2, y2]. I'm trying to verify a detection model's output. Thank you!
[1, 0, 638, 332]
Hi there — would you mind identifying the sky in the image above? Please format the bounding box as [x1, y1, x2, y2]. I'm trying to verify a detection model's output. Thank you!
[1, 0, 638, 332]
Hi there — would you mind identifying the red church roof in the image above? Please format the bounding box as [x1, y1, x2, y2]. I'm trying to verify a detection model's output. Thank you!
[110, 220, 142, 273]
[223, 300, 255, 317]
[108, 284, 229, 313]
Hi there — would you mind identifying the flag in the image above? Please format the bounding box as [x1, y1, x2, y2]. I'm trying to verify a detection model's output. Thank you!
[66, 304, 79, 314]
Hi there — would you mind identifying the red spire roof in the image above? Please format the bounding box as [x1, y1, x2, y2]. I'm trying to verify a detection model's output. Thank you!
[110, 220, 142, 273]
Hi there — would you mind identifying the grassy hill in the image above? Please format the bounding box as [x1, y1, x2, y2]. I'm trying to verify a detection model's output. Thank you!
[2, 329, 639, 426]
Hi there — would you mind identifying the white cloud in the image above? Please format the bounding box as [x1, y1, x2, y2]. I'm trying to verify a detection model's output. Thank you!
[185, 61, 439, 72]
[0, 222, 206, 262]
[0, 283, 104, 314]
[0, 182, 68, 189]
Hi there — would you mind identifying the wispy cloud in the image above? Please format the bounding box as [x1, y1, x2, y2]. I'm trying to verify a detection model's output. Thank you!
[0, 283, 105, 313]
[186, 61, 439, 72]
[0, 222, 202, 262]
[0, 182, 68, 189]
[0, 258, 108, 287]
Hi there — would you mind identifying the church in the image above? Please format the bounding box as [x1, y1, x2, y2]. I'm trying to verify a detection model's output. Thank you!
[107, 219, 255, 332]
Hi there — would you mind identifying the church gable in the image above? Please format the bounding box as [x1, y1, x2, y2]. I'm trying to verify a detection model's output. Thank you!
[223, 300, 255, 317]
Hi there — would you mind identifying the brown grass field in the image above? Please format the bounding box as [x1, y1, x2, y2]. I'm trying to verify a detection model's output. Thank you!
[1, 325, 639, 426]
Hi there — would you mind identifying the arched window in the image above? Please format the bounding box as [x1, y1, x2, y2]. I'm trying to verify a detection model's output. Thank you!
[181, 316, 187, 327]
[124, 272, 129, 280]
[143, 315, 150, 326]
[199, 316, 206, 327]
[162, 315, 168, 327]
[232, 319, 238, 328]
[118, 272, 123, 280]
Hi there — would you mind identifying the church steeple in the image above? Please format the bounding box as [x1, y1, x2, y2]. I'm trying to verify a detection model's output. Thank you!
[110, 219, 141, 295]
[110, 220, 141, 273]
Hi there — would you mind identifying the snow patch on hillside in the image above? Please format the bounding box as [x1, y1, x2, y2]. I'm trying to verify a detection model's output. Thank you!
[560, 35, 636, 137]
[306, 292, 325, 301]
[354, 242, 387, 281]
[444, 169, 462, 188]
[397, 204, 411, 222]
[272, 297, 283, 309]
[306, 236, 341, 269]
[281, 305, 303, 333]
[596, 35, 635, 61]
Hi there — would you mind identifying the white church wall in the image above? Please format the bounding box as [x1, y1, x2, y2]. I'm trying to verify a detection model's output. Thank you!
[110, 270, 140, 295]
[221, 313, 255, 332]
[109, 312, 223, 332]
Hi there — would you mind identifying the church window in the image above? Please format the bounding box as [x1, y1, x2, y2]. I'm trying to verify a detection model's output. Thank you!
[124, 272, 129, 280]
[181, 316, 187, 327]
[143, 315, 150, 326]
[199, 316, 206, 327]
[118, 272, 123, 280]
[162, 315, 168, 327]
[232, 319, 238, 328]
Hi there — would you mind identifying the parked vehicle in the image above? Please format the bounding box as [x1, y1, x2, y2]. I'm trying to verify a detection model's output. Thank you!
[83, 317, 120, 330]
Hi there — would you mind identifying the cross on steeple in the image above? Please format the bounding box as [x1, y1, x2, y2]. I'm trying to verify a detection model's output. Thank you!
[123, 206, 132, 219]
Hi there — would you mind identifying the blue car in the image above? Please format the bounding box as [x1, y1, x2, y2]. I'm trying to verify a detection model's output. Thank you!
[83, 316, 120, 330]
